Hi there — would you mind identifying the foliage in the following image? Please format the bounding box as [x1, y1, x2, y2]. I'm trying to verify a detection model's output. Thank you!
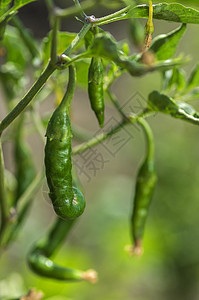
[0, 0, 199, 299]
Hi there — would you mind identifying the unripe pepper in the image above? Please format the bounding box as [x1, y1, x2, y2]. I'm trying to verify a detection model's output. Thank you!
[88, 56, 104, 127]
[45, 58, 85, 219]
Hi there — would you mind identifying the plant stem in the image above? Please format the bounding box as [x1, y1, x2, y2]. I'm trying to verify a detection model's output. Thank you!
[0, 20, 92, 136]
[12, 16, 39, 59]
[45, 0, 54, 12]
[130, 115, 155, 161]
[17, 171, 45, 214]
[145, 0, 154, 34]
[0, 141, 9, 243]
[51, 16, 60, 64]
[92, 5, 130, 25]
[72, 109, 152, 156]
[60, 62, 76, 113]
[106, 91, 154, 160]
[31, 107, 46, 143]
[63, 22, 92, 56]
[55, 0, 96, 18]
[106, 89, 127, 120]
[72, 119, 127, 155]
[1, 171, 45, 249]
[72, 114, 141, 155]
[72, 124, 93, 142]
[73, 0, 88, 18]
[0, 62, 56, 136]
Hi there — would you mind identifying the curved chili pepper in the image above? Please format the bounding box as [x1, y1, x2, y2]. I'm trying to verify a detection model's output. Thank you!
[88, 27, 104, 128]
[44, 58, 86, 219]
[129, 117, 157, 255]
[28, 217, 97, 283]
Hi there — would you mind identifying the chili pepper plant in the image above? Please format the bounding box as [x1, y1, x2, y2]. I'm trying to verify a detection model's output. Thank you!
[1, 0, 199, 298]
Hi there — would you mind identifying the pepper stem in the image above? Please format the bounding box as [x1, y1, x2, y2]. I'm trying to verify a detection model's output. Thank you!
[58, 58, 76, 113]
[145, 0, 154, 35]
[144, 0, 154, 49]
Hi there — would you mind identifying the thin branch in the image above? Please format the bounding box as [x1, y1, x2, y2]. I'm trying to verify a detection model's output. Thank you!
[55, 0, 96, 19]
[106, 89, 127, 120]
[50, 16, 60, 64]
[0, 141, 9, 243]
[73, 0, 88, 19]
[31, 107, 46, 143]
[17, 171, 45, 214]
[0, 62, 56, 136]
[72, 109, 153, 156]
[45, 0, 54, 12]
[135, 117, 155, 160]
[12, 16, 39, 59]
[63, 22, 92, 56]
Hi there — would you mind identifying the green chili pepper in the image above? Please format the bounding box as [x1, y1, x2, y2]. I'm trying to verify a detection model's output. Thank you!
[88, 27, 104, 128]
[129, 117, 157, 255]
[88, 57, 104, 127]
[28, 217, 97, 283]
[45, 58, 86, 219]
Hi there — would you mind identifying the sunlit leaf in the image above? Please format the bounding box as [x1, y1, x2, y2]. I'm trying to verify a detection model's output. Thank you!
[148, 91, 199, 125]
[103, 3, 199, 25]
[128, 3, 199, 24]
[76, 59, 90, 88]
[150, 24, 186, 61]
[42, 31, 84, 66]
[186, 63, 199, 92]
[162, 68, 186, 94]
[0, 0, 37, 23]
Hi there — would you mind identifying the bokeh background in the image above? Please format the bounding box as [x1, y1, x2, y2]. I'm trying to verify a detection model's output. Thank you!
[1, 1, 199, 299]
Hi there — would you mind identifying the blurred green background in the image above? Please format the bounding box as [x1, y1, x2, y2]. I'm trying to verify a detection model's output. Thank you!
[1, 1, 199, 300]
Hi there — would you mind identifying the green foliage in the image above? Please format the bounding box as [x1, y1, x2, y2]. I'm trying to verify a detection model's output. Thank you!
[128, 3, 199, 23]
[148, 91, 199, 125]
[186, 62, 199, 92]
[1, 0, 199, 299]
[150, 23, 186, 61]
[42, 31, 84, 66]
[0, 0, 37, 23]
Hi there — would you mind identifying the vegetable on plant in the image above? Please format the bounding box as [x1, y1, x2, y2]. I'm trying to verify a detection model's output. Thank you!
[28, 217, 98, 283]
[44, 57, 86, 219]
[88, 27, 105, 128]
[127, 117, 157, 256]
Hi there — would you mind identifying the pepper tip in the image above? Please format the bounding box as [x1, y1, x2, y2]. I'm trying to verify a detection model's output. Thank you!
[125, 239, 144, 257]
[83, 269, 98, 284]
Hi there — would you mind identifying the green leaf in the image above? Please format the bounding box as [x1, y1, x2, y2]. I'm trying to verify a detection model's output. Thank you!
[150, 24, 186, 61]
[105, 3, 199, 25]
[162, 68, 186, 93]
[128, 3, 199, 24]
[84, 30, 94, 50]
[0, 0, 12, 9]
[123, 56, 188, 77]
[90, 32, 188, 76]
[173, 69, 186, 92]
[148, 91, 199, 125]
[0, 19, 7, 40]
[42, 31, 84, 66]
[0, 0, 37, 23]
[0, 25, 29, 70]
[0, 62, 25, 100]
[129, 18, 145, 48]
[14, 0, 35, 6]
[90, 32, 124, 62]
[186, 63, 199, 92]
[177, 88, 199, 102]
[76, 59, 90, 88]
